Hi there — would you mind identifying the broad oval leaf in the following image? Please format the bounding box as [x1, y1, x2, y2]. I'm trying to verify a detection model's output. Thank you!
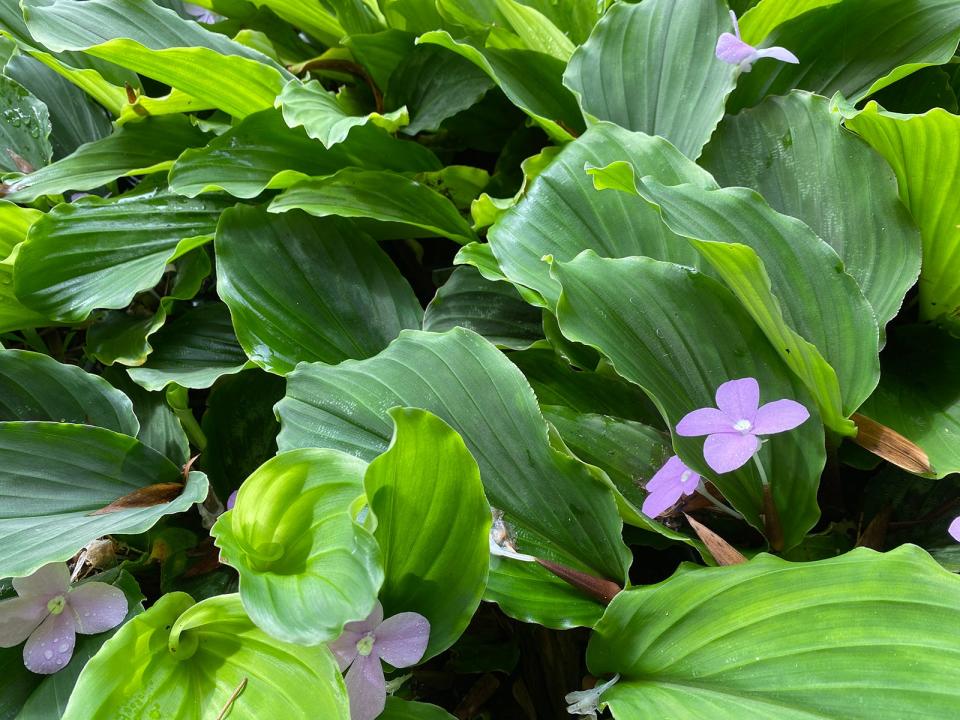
[62, 592, 350, 720]
[215, 206, 423, 374]
[702, 91, 921, 337]
[381, 698, 457, 720]
[588, 546, 960, 719]
[277, 328, 632, 583]
[0, 421, 207, 577]
[0, 74, 51, 173]
[0, 348, 138, 434]
[738, 0, 841, 44]
[365, 407, 490, 659]
[553, 253, 825, 550]
[563, 0, 737, 159]
[14, 187, 230, 322]
[211, 449, 383, 645]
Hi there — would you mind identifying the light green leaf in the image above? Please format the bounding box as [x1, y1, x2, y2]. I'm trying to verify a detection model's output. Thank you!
[269, 168, 478, 245]
[0, 75, 51, 173]
[589, 546, 960, 719]
[738, 0, 841, 45]
[277, 78, 408, 149]
[2, 115, 208, 203]
[417, 30, 583, 143]
[494, 0, 575, 61]
[0, 257, 51, 334]
[62, 593, 350, 720]
[553, 253, 825, 550]
[728, 0, 960, 111]
[13, 187, 230, 322]
[277, 328, 631, 582]
[0, 348, 138, 434]
[246, 0, 345, 46]
[0, 422, 207, 578]
[563, 0, 736, 160]
[168, 109, 441, 199]
[487, 122, 708, 310]
[423, 266, 543, 350]
[212, 450, 382, 645]
[844, 103, 960, 324]
[127, 303, 251, 391]
[0, 200, 40, 260]
[22, 0, 290, 118]
[215, 206, 423, 374]
[366, 407, 490, 659]
[859, 325, 960, 478]
[702, 91, 921, 337]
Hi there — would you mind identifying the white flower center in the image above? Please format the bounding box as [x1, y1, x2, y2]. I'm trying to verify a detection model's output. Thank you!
[679, 470, 695, 485]
[356, 634, 375, 657]
[733, 419, 753, 434]
[47, 595, 66, 615]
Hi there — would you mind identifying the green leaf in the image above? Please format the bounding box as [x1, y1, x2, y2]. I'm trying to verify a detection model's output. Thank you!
[702, 91, 921, 337]
[385, 43, 494, 135]
[168, 109, 441, 199]
[13, 187, 230, 322]
[365, 407, 490, 659]
[277, 328, 631, 582]
[246, 0, 345, 46]
[381, 697, 457, 720]
[738, 0, 841, 45]
[211, 449, 382, 645]
[859, 325, 960, 478]
[423, 266, 543, 350]
[0, 348, 138, 434]
[127, 303, 250, 391]
[844, 103, 960, 324]
[22, 0, 290, 118]
[552, 253, 825, 550]
[0, 200, 40, 259]
[0, 75, 51, 173]
[592, 161, 878, 434]
[2, 115, 208, 203]
[417, 30, 583, 143]
[494, 0, 575, 61]
[215, 206, 423, 374]
[728, 0, 960, 112]
[487, 122, 708, 310]
[62, 592, 350, 720]
[563, 0, 737, 160]
[0, 256, 51, 334]
[277, 78, 408, 148]
[269, 168, 478, 245]
[589, 546, 960, 719]
[0, 421, 207, 577]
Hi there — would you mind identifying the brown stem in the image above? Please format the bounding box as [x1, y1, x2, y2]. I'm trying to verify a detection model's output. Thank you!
[761, 484, 784, 552]
[287, 58, 383, 113]
[535, 558, 622, 605]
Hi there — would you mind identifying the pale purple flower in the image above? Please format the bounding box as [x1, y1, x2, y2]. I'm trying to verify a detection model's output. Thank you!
[676, 377, 809, 474]
[0, 563, 127, 674]
[183, 3, 221, 23]
[642, 456, 701, 518]
[227, 490, 238, 510]
[716, 11, 799, 72]
[949, 516, 960, 543]
[328, 602, 430, 720]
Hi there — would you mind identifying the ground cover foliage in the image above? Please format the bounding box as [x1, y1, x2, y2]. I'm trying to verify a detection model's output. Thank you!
[0, 0, 959, 718]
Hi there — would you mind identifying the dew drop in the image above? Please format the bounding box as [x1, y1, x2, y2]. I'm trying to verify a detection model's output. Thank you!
[58, 642, 69, 652]
[43, 649, 53, 660]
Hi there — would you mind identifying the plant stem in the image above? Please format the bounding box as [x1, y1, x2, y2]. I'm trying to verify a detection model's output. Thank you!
[753, 454, 784, 551]
[696, 486, 744, 519]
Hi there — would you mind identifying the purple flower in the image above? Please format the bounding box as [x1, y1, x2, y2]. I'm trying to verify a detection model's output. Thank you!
[676, 377, 809, 474]
[183, 3, 221, 23]
[328, 602, 430, 720]
[0, 563, 127, 674]
[949, 516, 960, 543]
[716, 11, 799, 72]
[226, 490, 238, 510]
[641, 456, 701, 518]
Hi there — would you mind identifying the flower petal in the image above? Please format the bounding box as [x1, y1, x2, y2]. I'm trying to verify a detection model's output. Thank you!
[375, 612, 430, 668]
[328, 629, 363, 672]
[344, 602, 384, 636]
[754, 46, 800, 64]
[715, 33, 757, 65]
[226, 490, 238, 510]
[949, 516, 960, 543]
[752, 399, 809, 435]
[641, 485, 685, 518]
[23, 609, 76, 674]
[344, 652, 386, 720]
[703, 433, 760, 474]
[12, 563, 70, 600]
[676, 407, 733, 437]
[714, 378, 760, 422]
[67, 582, 128, 634]
[0, 597, 48, 647]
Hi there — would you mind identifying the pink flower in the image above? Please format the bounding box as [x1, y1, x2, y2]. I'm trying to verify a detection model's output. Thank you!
[328, 602, 430, 720]
[676, 377, 809, 473]
[641, 456, 701, 518]
[716, 11, 799, 72]
[949, 516, 960, 543]
[0, 563, 127, 674]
